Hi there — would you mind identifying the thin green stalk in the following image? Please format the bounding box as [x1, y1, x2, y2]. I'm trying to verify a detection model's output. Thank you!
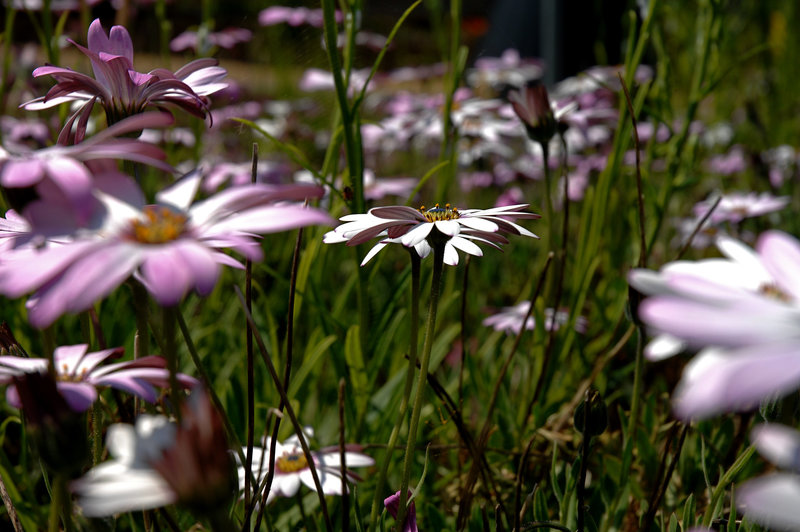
[48, 475, 72, 532]
[234, 286, 333, 532]
[369, 251, 421, 530]
[539, 142, 556, 251]
[161, 306, 181, 421]
[321, 0, 363, 213]
[174, 310, 252, 483]
[625, 328, 645, 449]
[132, 281, 150, 359]
[701, 446, 756, 527]
[396, 240, 445, 528]
[243, 144, 257, 531]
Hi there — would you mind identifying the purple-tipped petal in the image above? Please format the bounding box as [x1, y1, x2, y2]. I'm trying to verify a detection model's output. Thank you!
[57, 381, 99, 411]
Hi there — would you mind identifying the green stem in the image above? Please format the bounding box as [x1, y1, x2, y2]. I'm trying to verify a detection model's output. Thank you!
[396, 240, 445, 528]
[369, 251, 421, 530]
[132, 281, 150, 359]
[161, 306, 181, 421]
[701, 445, 756, 527]
[539, 141, 556, 251]
[48, 475, 72, 532]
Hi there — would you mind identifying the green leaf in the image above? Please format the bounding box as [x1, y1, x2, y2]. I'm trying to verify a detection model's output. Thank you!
[345, 325, 369, 422]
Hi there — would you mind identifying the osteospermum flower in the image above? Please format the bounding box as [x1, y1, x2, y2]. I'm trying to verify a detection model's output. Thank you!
[0, 344, 197, 412]
[323, 203, 539, 266]
[22, 19, 228, 140]
[0, 172, 332, 327]
[237, 428, 374, 504]
[629, 231, 800, 419]
[483, 303, 588, 336]
[692, 191, 790, 224]
[737, 424, 800, 531]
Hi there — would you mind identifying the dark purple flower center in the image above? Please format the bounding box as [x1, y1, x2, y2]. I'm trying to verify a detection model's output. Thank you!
[419, 203, 459, 222]
[129, 206, 187, 244]
[276, 451, 308, 473]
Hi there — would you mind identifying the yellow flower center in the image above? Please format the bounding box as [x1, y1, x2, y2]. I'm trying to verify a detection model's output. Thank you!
[419, 203, 460, 222]
[59, 363, 88, 382]
[276, 451, 308, 473]
[129, 206, 187, 244]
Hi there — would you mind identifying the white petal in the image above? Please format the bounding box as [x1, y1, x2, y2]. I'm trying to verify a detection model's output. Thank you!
[449, 236, 483, 257]
[361, 242, 388, 266]
[644, 334, 686, 361]
[751, 424, 800, 470]
[443, 242, 460, 266]
[738, 473, 800, 531]
[457, 217, 498, 232]
[155, 171, 201, 212]
[401, 223, 433, 247]
[434, 219, 460, 236]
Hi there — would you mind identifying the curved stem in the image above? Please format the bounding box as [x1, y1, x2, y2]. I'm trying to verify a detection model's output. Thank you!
[369, 251, 421, 530]
[396, 242, 445, 528]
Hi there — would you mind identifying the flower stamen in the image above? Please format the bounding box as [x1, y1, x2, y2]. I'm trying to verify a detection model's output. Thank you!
[275, 451, 308, 473]
[129, 206, 187, 244]
[419, 203, 460, 222]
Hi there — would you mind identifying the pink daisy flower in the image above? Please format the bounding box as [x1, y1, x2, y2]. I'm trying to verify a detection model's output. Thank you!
[0, 173, 332, 327]
[0, 344, 197, 412]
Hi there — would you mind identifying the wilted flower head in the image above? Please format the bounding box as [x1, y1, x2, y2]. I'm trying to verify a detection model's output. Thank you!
[324, 203, 539, 266]
[384, 490, 419, 532]
[0, 173, 332, 327]
[237, 427, 374, 504]
[0, 344, 198, 412]
[22, 19, 228, 140]
[509, 85, 571, 145]
[150, 388, 236, 513]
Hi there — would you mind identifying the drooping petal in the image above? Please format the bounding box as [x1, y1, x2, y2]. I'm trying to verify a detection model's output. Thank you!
[1, 159, 45, 187]
[57, 381, 98, 411]
[138, 248, 193, 306]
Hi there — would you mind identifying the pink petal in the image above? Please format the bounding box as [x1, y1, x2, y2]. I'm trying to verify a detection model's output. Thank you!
[1, 160, 45, 187]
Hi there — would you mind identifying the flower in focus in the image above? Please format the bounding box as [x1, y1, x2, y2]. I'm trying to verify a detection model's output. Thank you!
[737, 424, 800, 531]
[629, 231, 800, 419]
[22, 19, 228, 139]
[483, 303, 588, 336]
[0, 172, 332, 327]
[384, 490, 419, 532]
[236, 428, 374, 504]
[0, 344, 198, 412]
[323, 203, 539, 266]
